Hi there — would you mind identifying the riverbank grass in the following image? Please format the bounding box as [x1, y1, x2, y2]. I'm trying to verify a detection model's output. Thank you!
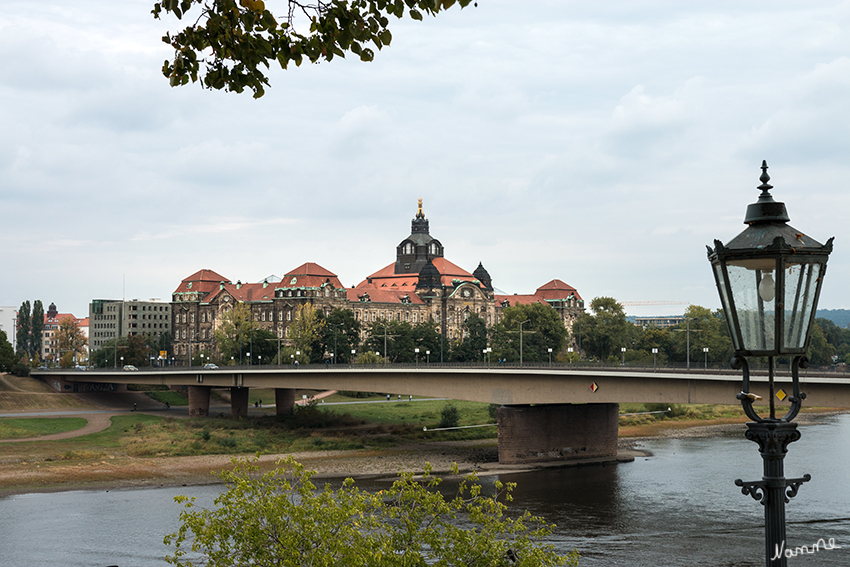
[0, 417, 88, 439]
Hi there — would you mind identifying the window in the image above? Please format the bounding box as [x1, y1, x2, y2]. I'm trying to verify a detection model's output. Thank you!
[262, 312, 266, 322]
[287, 311, 291, 321]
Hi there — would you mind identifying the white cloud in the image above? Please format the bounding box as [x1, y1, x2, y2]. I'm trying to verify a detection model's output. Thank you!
[1, 0, 849, 318]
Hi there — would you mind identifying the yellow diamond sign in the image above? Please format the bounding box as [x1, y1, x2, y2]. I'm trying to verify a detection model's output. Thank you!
[776, 389, 787, 401]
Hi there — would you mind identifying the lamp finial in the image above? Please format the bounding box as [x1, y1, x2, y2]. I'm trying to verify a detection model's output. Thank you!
[758, 160, 773, 195]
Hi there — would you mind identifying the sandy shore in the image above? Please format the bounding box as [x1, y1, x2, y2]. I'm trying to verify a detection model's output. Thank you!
[1, 411, 843, 497]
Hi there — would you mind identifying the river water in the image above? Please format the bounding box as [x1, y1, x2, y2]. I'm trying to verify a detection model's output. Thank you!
[1, 414, 848, 566]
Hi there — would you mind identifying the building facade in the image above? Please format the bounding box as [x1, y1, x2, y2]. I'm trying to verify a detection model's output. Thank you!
[41, 302, 88, 363]
[89, 299, 172, 353]
[171, 201, 585, 362]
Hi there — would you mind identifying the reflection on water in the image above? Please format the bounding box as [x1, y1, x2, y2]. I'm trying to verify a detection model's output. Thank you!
[0, 414, 848, 566]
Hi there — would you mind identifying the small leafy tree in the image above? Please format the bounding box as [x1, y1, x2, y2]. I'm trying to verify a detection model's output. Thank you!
[213, 302, 256, 361]
[55, 317, 88, 366]
[165, 457, 577, 567]
[16, 300, 30, 356]
[439, 403, 460, 428]
[315, 308, 361, 363]
[288, 303, 325, 361]
[30, 300, 45, 359]
[0, 330, 15, 372]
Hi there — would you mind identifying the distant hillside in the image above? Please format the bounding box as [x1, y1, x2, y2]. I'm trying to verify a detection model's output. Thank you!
[817, 309, 850, 328]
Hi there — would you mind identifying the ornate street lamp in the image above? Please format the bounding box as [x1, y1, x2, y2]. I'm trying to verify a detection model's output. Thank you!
[707, 161, 833, 567]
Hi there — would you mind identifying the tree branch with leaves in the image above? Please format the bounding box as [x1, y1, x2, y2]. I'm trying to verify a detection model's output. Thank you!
[152, 0, 473, 97]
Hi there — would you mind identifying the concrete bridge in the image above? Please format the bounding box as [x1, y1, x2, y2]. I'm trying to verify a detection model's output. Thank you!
[32, 366, 850, 464]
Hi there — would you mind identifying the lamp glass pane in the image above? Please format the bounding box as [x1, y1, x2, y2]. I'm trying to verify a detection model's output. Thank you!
[726, 263, 775, 352]
[783, 262, 821, 350]
[713, 263, 740, 351]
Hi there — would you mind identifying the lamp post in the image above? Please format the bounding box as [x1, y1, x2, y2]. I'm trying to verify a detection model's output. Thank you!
[567, 346, 574, 367]
[426, 350, 430, 364]
[707, 161, 833, 567]
[332, 323, 342, 364]
[548, 347, 553, 365]
[351, 349, 356, 364]
[414, 347, 419, 366]
[518, 319, 529, 365]
[703, 347, 709, 371]
[620, 346, 626, 366]
[652, 347, 658, 371]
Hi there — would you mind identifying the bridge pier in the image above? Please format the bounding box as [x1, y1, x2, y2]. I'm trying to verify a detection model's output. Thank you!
[188, 385, 211, 418]
[496, 403, 619, 464]
[231, 387, 250, 418]
[275, 388, 295, 415]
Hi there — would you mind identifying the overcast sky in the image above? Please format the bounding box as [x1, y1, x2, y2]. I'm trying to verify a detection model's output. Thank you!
[2, 1, 848, 319]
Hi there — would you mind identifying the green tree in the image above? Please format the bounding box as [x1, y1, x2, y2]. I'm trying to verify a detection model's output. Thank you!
[247, 328, 278, 364]
[164, 457, 577, 567]
[91, 337, 123, 368]
[451, 313, 488, 362]
[16, 300, 30, 356]
[411, 320, 441, 362]
[815, 317, 850, 364]
[0, 330, 15, 372]
[316, 308, 361, 363]
[491, 303, 567, 363]
[573, 297, 631, 361]
[153, 0, 474, 98]
[289, 303, 325, 362]
[214, 302, 257, 362]
[125, 334, 153, 367]
[55, 317, 88, 367]
[808, 321, 835, 366]
[30, 300, 44, 359]
[365, 319, 413, 362]
[668, 305, 732, 367]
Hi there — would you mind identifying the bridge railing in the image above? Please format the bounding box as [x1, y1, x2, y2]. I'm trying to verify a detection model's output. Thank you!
[42, 360, 849, 378]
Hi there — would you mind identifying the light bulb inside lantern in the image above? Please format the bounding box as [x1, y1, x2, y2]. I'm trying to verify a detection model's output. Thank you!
[758, 272, 776, 302]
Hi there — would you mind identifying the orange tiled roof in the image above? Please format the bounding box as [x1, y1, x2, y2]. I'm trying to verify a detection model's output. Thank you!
[285, 262, 337, 278]
[203, 282, 276, 304]
[277, 262, 345, 289]
[346, 286, 426, 305]
[182, 269, 230, 283]
[535, 279, 583, 301]
[494, 294, 545, 308]
[357, 257, 477, 290]
[174, 269, 230, 295]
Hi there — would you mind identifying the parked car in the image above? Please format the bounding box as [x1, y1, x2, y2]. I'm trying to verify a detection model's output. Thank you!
[74, 365, 87, 371]
[123, 365, 138, 371]
[203, 363, 219, 369]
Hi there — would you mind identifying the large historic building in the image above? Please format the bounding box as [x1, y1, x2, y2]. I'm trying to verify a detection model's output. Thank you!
[171, 201, 584, 362]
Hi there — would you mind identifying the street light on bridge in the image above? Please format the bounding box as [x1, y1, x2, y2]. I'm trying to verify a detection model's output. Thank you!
[707, 161, 833, 567]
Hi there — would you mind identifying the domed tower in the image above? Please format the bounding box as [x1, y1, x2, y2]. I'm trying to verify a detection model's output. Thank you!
[473, 262, 493, 291]
[395, 199, 444, 274]
[416, 258, 442, 291]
